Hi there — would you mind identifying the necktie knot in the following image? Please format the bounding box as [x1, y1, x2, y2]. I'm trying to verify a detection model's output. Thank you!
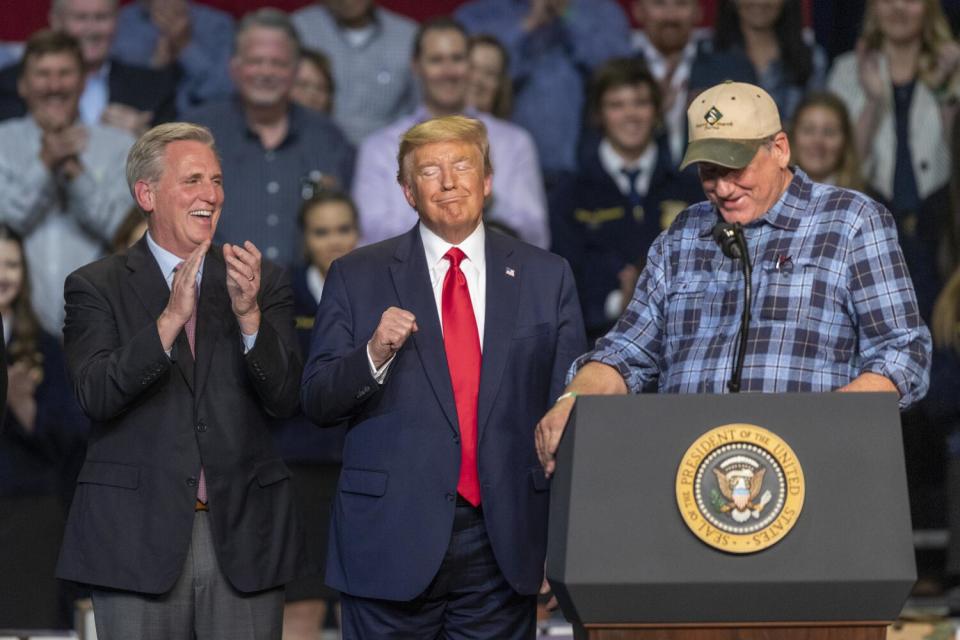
[444, 247, 467, 270]
[621, 167, 641, 184]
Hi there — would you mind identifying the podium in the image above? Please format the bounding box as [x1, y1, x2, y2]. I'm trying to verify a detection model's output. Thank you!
[546, 393, 915, 640]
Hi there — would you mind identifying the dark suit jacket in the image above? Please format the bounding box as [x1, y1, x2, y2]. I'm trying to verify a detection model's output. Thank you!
[0, 58, 178, 124]
[56, 238, 305, 594]
[301, 225, 586, 601]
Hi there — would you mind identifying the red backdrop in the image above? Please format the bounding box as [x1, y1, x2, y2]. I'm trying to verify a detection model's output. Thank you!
[0, 0, 726, 41]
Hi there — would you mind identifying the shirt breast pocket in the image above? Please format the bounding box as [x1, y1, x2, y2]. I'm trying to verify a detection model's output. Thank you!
[665, 275, 723, 337]
[757, 259, 817, 324]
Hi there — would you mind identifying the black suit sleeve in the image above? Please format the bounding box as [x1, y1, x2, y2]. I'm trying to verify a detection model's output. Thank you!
[63, 270, 173, 422]
[243, 263, 303, 419]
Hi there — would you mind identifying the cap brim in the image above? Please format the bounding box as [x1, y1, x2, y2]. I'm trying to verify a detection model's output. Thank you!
[678, 138, 765, 171]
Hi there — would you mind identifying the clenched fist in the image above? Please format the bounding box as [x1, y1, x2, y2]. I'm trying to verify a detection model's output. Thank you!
[368, 307, 418, 368]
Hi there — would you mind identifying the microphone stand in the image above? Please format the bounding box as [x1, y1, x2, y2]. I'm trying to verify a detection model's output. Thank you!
[727, 225, 752, 393]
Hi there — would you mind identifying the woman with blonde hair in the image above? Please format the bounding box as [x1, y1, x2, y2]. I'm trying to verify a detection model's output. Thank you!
[789, 92, 865, 191]
[827, 0, 960, 213]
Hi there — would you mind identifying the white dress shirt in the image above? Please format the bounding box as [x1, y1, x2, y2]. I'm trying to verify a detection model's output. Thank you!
[368, 222, 487, 381]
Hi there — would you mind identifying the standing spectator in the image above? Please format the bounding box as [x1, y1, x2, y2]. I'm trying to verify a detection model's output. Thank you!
[631, 0, 756, 164]
[467, 34, 513, 118]
[828, 0, 960, 328]
[292, 48, 334, 114]
[0, 31, 133, 333]
[0, 225, 88, 630]
[111, 0, 235, 114]
[456, 0, 632, 184]
[788, 92, 864, 191]
[354, 18, 548, 248]
[293, 0, 418, 145]
[185, 9, 354, 267]
[826, 0, 960, 228]
[551, 58, 702, 340]
[0, 0, 178, 134]
[713, 0, 828, 122]
[277, 189, 359, 640]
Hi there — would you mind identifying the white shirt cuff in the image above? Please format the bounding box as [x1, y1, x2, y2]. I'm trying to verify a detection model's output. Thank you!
[242, 331, 258, 354]
[367, 343, 394, 384]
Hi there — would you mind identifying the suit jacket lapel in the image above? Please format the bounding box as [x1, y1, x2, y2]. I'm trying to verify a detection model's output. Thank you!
[477, 232, 519, 440]
[194, 246, 230, 402]
[126, 237, 194, 392]
[389, 226, 459, 433]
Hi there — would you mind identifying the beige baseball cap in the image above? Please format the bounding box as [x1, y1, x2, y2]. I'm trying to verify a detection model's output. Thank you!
[679, 81, 782, 171]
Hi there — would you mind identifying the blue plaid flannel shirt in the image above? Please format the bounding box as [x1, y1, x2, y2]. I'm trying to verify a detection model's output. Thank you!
[570, 169, 932, 409]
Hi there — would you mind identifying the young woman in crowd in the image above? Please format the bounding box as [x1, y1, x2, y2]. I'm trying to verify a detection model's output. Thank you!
[275, 189, 360, 640]
[466, 34, 513, 119]
[292, 48, 334, 115]
[713, 0, 827, 121]
[0, 225, 87, 629]
[788, 92, 864, 191]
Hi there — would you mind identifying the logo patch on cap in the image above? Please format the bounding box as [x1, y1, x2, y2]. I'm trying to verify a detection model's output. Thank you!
[704, 106, 724, 127]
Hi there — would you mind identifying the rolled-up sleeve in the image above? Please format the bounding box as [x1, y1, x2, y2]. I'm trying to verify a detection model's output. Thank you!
[847, 203, 932, 408]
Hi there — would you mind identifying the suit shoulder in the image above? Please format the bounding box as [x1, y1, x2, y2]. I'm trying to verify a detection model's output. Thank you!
[68, 252, 127, 285]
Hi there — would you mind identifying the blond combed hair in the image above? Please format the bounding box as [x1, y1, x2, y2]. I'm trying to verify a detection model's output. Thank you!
[861, 0, 959, 90]
[396, 115, 492, 186]
[126, 122, 217, 201]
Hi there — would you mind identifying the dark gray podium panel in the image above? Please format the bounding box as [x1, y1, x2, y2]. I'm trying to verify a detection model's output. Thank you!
[547, 392, 914, 625]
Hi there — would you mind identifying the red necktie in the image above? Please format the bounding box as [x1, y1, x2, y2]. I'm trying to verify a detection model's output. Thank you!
[176, 262, 207, 505]
[441, 248, 482, 506]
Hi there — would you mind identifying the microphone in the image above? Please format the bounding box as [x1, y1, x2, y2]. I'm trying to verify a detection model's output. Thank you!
[711, 221, 752, 393]
[711, 222, 742, 260]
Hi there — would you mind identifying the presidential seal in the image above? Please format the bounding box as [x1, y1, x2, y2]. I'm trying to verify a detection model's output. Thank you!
[675, 424, 804, 554]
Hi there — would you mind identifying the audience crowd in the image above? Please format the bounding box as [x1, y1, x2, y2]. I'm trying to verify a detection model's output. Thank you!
[3, 0, 960, 634]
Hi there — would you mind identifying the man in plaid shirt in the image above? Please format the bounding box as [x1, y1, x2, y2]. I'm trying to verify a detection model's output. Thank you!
[536, 81, 932, 477]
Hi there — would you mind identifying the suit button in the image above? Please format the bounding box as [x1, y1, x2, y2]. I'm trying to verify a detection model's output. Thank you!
[452, 434, 460, 443]
[196, 421, 207, 433]
[186, 477, 197, 487]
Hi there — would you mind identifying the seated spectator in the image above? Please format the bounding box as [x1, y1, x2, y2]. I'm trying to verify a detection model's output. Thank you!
[631, 0, 756, 163]
[184, 9, 355, 267]
[111, 0, 235, 114]
[292, 48, 334, 114]
[354, 18, 548, 248]
[788, 92, 864, 191]
[467, 34, 513, 118]
[713, 0, 827, 122]
[293, 0, 418, 144]
[0, 31, 133, 333]
[0, 225, 88, 630]
[456, 0, 631, 184]
[827, 0, 960, 225]
[276, 188, 359, 640]
[550, 58, 702, 340]
[0, 0, 178, 135]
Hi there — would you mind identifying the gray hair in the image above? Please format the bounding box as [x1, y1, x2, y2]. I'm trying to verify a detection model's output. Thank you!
[234, 8, 301, 57]
[50, 0, 118, 15]
[126, 122, 217, 201]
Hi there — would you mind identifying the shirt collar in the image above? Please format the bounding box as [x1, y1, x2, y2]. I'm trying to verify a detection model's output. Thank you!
[419, 221, 486, 273]
[697, 168, 808, 238]
[598, 138, 657, 181]
[145, 231, 206, 284]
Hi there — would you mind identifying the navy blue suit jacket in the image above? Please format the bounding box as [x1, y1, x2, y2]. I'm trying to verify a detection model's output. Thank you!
[301, 225, 586, 601]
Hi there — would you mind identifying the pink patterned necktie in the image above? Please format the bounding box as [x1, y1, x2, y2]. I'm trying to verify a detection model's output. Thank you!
[176, 262, 207, 504]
